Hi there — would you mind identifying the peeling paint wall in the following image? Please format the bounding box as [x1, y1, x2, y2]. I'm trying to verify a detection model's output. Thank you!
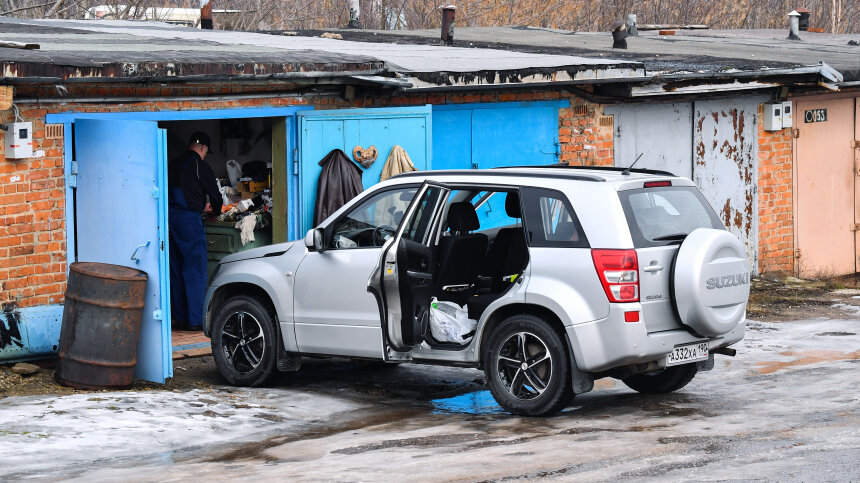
[694, 97, 764, 272]
[606, 102, 693, 177]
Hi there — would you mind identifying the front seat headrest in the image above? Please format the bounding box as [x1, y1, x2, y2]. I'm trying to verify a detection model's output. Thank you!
[505, 192, 521, 218]
[446, 202, 480, 232]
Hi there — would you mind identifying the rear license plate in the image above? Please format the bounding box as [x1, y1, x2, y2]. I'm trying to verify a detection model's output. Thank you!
[665, 342, 709, 366]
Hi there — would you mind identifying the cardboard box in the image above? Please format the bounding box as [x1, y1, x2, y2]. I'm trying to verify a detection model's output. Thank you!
[248, 180, 268, 192]
[241, 191, 254, 200]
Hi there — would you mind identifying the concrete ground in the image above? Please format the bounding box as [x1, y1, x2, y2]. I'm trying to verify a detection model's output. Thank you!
[0, 315, 857, 482]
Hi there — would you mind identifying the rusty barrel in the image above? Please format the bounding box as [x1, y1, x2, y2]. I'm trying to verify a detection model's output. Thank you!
[55, 262, 148, 389]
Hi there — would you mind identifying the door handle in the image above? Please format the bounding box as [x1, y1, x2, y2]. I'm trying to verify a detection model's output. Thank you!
[131, 241, 151, 264]
[643, 264, 664, 272]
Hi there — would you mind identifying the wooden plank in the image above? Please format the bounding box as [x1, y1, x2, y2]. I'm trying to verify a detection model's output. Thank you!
[0, 86, 12, 111]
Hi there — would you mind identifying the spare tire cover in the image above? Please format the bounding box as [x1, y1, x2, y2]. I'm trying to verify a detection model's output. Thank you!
[673, 228, 750, 337]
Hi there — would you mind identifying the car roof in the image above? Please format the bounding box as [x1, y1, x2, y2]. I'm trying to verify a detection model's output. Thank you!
[391, 165, 679, 184]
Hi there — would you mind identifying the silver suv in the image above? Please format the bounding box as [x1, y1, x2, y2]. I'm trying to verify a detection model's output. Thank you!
[204, 166, 749, 416]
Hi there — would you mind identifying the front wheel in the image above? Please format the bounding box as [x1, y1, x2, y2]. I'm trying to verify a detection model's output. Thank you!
[484, 314, 573, 416]
[211, 295, 278, 387]
[622, 363, 698, 394]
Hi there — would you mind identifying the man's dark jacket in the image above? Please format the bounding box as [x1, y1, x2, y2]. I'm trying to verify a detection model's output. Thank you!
[314, 149, 363, 225]
[168, 150, 223, 215]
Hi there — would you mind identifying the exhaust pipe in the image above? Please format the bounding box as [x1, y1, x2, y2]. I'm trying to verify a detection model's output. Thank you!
[626, 14, 638, 36]
[712, 347, 737, 357]
[440, 5, 456, 46]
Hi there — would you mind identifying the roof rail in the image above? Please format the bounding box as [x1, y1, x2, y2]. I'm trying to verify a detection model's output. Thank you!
[494, 164, 677, 177]
[391, 169, 604, 182]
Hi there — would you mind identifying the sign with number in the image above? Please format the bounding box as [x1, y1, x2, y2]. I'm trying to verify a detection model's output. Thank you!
[804, 109, 827, 123]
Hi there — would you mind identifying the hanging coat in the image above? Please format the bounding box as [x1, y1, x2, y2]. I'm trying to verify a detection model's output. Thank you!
[314, 149, 363, 226]
[380, 145, 417, 182]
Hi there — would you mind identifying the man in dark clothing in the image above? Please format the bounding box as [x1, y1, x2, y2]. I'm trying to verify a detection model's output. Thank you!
[168, 132, 222, 330]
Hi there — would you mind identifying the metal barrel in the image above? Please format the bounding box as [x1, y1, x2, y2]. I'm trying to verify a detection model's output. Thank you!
[55, 262, 148, 390]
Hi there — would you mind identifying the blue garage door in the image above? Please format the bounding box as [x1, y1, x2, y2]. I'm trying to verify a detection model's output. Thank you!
[297, 106, 432, 233]
[74, 119, 171, 383]
[432, 101, 565, 170]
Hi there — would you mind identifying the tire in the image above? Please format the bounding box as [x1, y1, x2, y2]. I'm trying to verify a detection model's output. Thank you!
[211, 295, 278, 387]
[622, 363, 698, 394]
[484, 314, 573, 417]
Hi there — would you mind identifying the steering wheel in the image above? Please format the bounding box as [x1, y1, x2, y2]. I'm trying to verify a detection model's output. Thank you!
[372, 225, 397, 246]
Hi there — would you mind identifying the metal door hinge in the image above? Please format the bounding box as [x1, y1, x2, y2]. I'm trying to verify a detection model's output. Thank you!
[151, 187, 160, 199]
[152, 310, 163, 321]
[160, 240, 165, 251]
[852, 223, 860, 232]
[854, 140, 860, 149]
[68, 161, 79, 188]
[795, 248, 801, 258]
[292, 148, 299, 175]
[793, 128, 800, 139]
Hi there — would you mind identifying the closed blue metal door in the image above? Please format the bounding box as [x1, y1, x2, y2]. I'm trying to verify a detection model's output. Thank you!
[297, 106, 432, 233]
[74, 119, 171, 383]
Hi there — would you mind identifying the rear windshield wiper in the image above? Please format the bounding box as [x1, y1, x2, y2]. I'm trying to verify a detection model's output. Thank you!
[652, 233, 688, 241]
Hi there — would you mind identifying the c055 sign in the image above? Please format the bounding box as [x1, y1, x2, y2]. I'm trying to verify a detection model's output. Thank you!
[804, 109, 827, 123]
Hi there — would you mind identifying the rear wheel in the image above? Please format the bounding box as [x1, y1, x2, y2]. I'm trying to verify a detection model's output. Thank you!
[484, 314, 573, 416]
[211, 295, 277, 387]
[622, 363, 698, 394]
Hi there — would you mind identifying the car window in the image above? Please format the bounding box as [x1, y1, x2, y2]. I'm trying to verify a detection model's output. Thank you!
[330, 187, 418, 249]
[474, 191, 519, 233]
[619, 186, 724, 247]
[403, 186, 444, 244]
[521, 187, 588, 248]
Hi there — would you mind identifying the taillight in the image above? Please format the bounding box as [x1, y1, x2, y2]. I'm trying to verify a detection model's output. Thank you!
[644, 181, 672, 188]
[591, 249, 639, 303]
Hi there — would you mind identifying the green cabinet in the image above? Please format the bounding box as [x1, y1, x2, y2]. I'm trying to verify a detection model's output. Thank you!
[205, 220, 272, 279]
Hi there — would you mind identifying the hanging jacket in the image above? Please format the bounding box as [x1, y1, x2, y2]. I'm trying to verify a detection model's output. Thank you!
[314, 149, 363, 226]
[380, 145, 417, 182]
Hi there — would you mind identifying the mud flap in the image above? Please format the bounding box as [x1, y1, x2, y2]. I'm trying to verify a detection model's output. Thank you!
[565, 333, 594, 394]
[695, 353, 715, 372]
[276, 322, 301, 372]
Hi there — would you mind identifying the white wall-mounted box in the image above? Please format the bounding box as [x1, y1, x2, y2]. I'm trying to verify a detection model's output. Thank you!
[763, 103, 783, 131]
[4, 122, 34, 159]
[781, 101, 793, 128]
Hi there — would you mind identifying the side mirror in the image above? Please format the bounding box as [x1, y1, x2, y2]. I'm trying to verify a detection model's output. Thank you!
[304, 228, 325, 251]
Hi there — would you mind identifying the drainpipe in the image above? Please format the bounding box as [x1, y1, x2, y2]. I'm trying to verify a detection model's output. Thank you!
[347, 0, 361, 29]
[200, 0, 213, 30]
[440, 5, 456, 46]
[788, 10, 801, 40]
[626, 14, 638, 36]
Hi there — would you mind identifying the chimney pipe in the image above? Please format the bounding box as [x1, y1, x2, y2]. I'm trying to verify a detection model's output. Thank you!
[347, 0, 361, 29]
[796, 7, 811, 31]
[788, 10, 801, 40]
[610, 20, 628, 49]
[440, 5, 456, 46]
[200, 0, 213, 30]
[626, 14, 638, 36]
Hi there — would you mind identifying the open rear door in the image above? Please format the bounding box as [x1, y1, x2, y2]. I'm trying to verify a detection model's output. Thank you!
[374, 182, 448, 351]
[73, 119, 171, 383]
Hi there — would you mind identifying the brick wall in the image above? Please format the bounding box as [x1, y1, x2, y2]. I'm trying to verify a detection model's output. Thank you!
[757, 104, 794, 274]
[0, 84, 609, 310]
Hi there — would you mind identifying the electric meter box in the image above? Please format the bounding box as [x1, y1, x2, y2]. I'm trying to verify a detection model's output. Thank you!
[763, 103, 783, 131]
[781, 101, 793, 128]
[4, 122, 34, 159]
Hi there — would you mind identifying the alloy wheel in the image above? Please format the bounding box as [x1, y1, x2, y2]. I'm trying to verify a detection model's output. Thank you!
[221, 311, 266, 374]
[496, 331, 553, 400]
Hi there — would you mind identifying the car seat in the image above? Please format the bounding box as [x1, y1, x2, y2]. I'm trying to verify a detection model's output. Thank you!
[434, 202, 488, 305]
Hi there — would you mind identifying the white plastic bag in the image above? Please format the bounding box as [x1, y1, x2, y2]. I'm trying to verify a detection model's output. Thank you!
[226, 160, 242, 187]
[429, 297, 477, 343]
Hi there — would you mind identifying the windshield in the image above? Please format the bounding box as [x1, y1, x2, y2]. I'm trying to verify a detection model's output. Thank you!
[619, 186, 724, 247]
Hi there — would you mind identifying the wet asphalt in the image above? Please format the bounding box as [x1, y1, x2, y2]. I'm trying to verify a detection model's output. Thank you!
[3, 318, 859, 482]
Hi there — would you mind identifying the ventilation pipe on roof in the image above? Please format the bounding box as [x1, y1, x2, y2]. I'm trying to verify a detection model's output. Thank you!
[200, 0, 213, 30]
[347, 0, 361, 28]
[610, 20, 628, 48]
[788, 10, 802, 40]
[440, 5, 456, 46]
[626, 14, 638, 36]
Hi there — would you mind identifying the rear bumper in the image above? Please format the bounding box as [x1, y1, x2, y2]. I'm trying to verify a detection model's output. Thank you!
[566, 304, 745, 373]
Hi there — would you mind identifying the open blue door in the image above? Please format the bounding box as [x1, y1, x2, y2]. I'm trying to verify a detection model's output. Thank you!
[73, 120, 171, 383]
[297, 106, 432, 233]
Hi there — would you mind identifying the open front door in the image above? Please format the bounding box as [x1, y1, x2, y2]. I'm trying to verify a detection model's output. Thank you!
[376, 182, 448, 351]
[74, 119, 171, 383]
